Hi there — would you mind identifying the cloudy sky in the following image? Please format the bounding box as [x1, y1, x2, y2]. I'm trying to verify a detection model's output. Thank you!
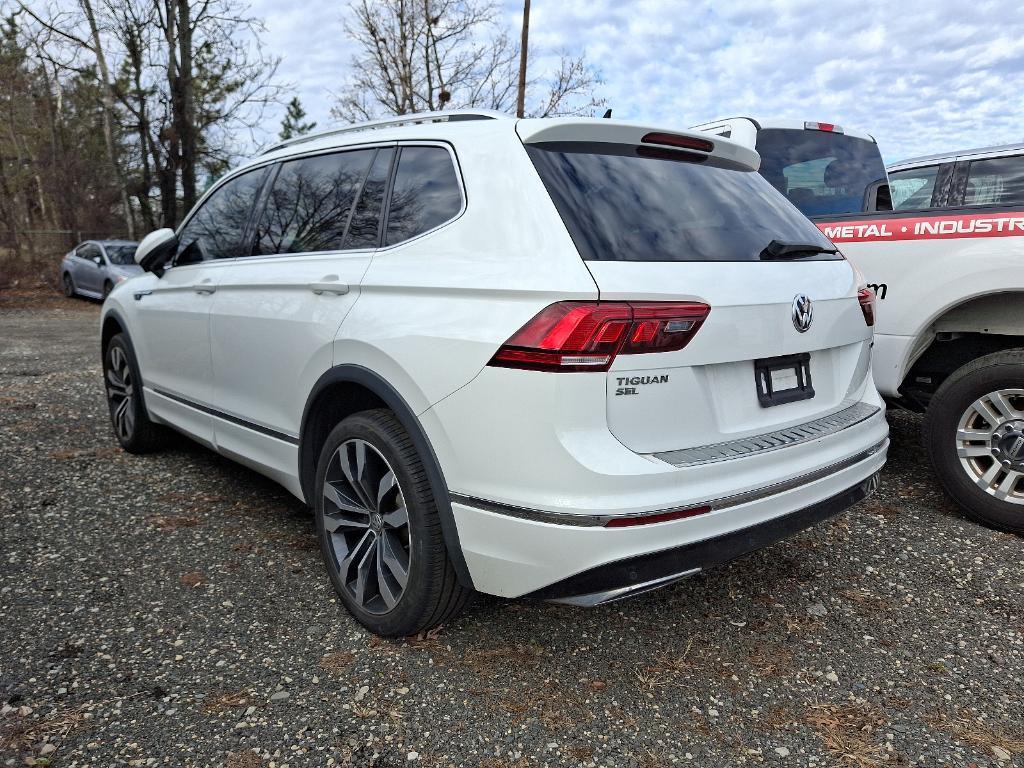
[247, 0, 1024, 163]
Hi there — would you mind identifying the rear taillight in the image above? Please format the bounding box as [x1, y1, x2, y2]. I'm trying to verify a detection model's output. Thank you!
[858, 287, 876, 327]
[488, 301, 710, 373]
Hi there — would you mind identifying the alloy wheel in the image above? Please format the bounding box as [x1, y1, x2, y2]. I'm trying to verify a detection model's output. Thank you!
[322, 438, 412, 614]
[955, 388, 1024, 505]
[106, 345, 135, 441]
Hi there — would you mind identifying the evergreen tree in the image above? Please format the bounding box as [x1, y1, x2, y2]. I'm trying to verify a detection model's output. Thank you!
[279, 97, 317, 140]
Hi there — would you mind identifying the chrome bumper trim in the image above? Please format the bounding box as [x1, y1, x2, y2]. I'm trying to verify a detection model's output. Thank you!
[654, 401, 882, 467]
[450, 437, 888, 528]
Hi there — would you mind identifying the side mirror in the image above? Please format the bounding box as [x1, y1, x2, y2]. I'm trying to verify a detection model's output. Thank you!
[865, 181, 892, 212]
[92, 256, 103, 266]
[135, 228, 178, 276]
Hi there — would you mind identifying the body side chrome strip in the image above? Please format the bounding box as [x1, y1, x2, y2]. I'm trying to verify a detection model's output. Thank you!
[451, 438, 888, 528]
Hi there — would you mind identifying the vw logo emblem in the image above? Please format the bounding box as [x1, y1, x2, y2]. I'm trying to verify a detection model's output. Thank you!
[791, 294, 813, 333]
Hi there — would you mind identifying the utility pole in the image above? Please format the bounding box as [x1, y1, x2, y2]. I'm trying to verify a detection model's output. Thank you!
[516, 0, 530, 118]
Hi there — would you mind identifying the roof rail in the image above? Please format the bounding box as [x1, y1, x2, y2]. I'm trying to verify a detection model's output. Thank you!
[262, 109, 511, 155]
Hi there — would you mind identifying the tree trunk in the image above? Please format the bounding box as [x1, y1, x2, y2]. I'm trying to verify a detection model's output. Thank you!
[176, 0, 196, 214]
[80, 0, 136, 239]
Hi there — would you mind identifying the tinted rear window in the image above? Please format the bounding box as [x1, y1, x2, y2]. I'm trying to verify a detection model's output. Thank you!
[527, 142, 836, 262]
[755, 129, 888, 217]
[964, 155, 1024, 206]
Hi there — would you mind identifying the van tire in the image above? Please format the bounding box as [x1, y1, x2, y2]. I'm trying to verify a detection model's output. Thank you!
[924, 349, 1024, 535]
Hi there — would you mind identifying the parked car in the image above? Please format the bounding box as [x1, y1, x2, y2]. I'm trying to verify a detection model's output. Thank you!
[60, 240, 142, 299]
[812, 143, 1024, 534]
[100, 111, 888, 636]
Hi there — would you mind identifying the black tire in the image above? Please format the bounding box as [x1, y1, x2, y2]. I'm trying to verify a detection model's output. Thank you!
[314, 409, 471, 636]
[924, 349, 1024, 535]
[103, 333, 168, 454]
[102, 280, 113, 299]
[62, 272, 75, 298]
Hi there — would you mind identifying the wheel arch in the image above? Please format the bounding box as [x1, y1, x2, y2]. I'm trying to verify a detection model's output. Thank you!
[898, 291, 1024, 405]
[299, 365, 474, 589]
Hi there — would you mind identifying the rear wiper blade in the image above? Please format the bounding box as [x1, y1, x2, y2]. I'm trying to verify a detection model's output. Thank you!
[759, 240, 838, 261]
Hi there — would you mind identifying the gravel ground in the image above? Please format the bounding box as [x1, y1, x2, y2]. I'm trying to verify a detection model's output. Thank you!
[1, 292, 1022, 768]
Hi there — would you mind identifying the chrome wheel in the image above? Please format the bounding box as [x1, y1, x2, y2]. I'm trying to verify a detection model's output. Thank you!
[106, 345, 135, 441]
[322, 439, 411, 615]
[956, 388, 1024, 505]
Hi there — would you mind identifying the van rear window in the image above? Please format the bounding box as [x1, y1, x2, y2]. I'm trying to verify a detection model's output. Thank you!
[526, 142, 836, 263]
[754, 129, 888, 217]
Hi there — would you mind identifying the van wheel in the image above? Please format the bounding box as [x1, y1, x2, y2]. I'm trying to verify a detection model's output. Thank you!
[314, 409, 471, 636]
[103, 280, 113, 299]
[924, 349, 1024, 535]
[104, 333, 168, 453]
[62, 273, 75, 298]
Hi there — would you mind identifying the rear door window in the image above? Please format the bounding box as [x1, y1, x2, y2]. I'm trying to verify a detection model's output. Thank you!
[889, 165, 942, 210]
[176, 167, 267, 263]
[963, 155, 1024, 206]
[256, 149, 376, 255]
[384, 146, 463, 246]
[526, 142, 837, 262]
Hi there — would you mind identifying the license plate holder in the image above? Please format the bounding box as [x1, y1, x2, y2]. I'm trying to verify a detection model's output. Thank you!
[754, 353, 814, 407]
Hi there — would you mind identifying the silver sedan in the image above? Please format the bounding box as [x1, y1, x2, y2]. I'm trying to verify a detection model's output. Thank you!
[59, 240, 143, 300]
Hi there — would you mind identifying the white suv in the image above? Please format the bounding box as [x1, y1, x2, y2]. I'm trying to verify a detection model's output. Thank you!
[100, 111, 889, 636]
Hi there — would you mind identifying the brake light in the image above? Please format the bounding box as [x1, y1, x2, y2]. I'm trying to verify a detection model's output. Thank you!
[605, 505, 711, 527]
[858, 287, 876, 327]
[641, 132, 714, 153]
[804, 121, 844, 134]
[488, 301, 710, 372]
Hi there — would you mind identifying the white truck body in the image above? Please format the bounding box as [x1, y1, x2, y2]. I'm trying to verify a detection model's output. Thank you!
[694, 118, 1024, 530]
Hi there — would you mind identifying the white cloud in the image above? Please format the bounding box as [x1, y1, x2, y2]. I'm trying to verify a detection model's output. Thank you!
[247, 0, 1024, 162]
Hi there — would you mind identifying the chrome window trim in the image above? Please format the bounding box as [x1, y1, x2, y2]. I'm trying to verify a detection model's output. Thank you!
[451, 437, 888, 528]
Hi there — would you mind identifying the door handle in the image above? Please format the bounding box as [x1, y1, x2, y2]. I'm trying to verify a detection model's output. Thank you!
[133, 290, 153, 301]
[309, 282, 350, 296]
[193, 280, 217, 295]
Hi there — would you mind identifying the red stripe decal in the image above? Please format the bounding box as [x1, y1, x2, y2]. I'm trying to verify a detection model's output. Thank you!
[817, 212, 1024, 243]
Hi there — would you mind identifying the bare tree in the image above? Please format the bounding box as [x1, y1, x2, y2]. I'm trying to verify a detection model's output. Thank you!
[332, 0, 602, 122]
[17, 0, 136, 237]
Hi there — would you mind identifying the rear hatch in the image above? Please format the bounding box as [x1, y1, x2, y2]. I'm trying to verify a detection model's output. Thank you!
[520, 123, 873, 454]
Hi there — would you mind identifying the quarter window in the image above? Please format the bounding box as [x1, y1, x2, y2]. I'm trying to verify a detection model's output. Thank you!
[256, 149, 375, 255]
[888, 165, 941, 210]
[177, 168, 267, 263]
[385, 146, 462, 246]
[964, 155, 1024, 206]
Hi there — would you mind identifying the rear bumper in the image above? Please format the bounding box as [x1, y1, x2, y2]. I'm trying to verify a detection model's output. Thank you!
[528, 470, 880, 605]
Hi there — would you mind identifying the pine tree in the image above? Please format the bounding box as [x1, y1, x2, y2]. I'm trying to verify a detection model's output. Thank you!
[279, 97, 317, 140]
